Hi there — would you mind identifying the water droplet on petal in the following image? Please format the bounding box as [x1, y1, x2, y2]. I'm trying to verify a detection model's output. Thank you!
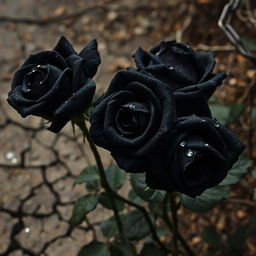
[180, 141, 186, 147]
[212, 118, 220, 127]
[186, 149, 193, 157]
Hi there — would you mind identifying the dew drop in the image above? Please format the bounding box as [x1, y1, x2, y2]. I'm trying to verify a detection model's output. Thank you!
[212, 118, 220, 127]
[180, 141, 186, 147]
[186, 149, 193, 157]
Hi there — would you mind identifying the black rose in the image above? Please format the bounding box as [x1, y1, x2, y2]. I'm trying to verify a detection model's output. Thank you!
[134, 41, 227, 117]
[90, 69, 176, 172]
[7, 36, 100, 132]
[145, 115, 245, 197]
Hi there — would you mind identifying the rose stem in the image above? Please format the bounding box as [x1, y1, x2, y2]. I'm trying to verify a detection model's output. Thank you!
[162, 194, 195, 256]
[75, 119, 124, 238]
[77, 120, 170, 253]
[170, 192, 179, 256]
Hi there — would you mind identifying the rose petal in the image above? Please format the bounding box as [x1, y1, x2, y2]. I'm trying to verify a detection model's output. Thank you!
[53, 36, 77, 58]
[49, 79, 96, 133]
[79, 39, 101, 78]
[196, 51, 216, 82]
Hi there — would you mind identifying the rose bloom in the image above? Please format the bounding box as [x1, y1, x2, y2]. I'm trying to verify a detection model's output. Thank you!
[8, 36, 100, 132]
[90, 69, 176, 172]
[134, 40, 227, 117]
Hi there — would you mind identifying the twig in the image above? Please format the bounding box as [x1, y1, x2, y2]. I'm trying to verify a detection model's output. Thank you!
[0, 2, 193, 25]
[195, 44, 236, 52]
[176, 5, 195, 42]
[162, 195, 195, 256]
[225, 198, 256, 207]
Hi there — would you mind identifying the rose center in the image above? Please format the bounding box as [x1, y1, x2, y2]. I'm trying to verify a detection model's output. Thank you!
[115, 102, 150, 138]
[23, 65, 48, 98]
[183, 153, 209, 187]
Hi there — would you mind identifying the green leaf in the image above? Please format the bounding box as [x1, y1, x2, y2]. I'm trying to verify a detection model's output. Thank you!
[140, 243, 166, 256]
[123, 210, 151, 240]
[110, 241, 136, 256]
[130, 173, 166, 202]
[229, 104, 245, 123]
[78, 241, 110, 256]
[218, 158, 251, 186]
[105, 164, 126, 190]
[201, 226, 222, 245]
[69, 195, 98, 227]
[209, 104, 230, 125]
[210, 104, 245, 125]
[75, 165, 99, 185]
[128, 190, 145, 205]
[99, 192, 124, 211]
[181, 186, 230, 213]
[100, 217, 119, 238]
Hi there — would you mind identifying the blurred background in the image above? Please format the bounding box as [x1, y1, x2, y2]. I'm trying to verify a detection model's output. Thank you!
[0, 0, 256, 255]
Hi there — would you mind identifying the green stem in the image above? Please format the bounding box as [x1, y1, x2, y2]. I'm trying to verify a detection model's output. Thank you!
[76, 119, 170, 253]
[76, 120, 124, 238]
[162, 195, 195, 256]
[170, 192, 179, 256]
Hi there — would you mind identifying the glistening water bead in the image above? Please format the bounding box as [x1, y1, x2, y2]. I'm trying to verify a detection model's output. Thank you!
[180, 141, 186, 147]
[128, 104, 136, 109]
[186, 149, 193, 157]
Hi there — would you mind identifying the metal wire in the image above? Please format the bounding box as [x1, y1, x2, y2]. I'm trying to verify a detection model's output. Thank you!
[218, 0, 256, 64]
